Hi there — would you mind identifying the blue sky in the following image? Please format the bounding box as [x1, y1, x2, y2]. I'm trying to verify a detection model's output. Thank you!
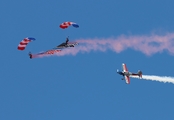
[1, 0, 174, 120]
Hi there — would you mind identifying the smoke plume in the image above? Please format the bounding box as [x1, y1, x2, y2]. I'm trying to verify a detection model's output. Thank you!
[131, 75, 174, 84]
[56, 32, 174, 56]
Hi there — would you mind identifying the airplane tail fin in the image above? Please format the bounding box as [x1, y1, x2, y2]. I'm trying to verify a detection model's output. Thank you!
[137, 70, 142, 78]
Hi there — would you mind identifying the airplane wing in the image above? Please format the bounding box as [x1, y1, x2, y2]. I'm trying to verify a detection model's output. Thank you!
[125, 75, 130, 84]
[56, 46, 66, 49]
[56, 43, 67, 48]
[67, 42, 78, 46]
[54, 41, 78, 49]
[122, 63, 128, 72]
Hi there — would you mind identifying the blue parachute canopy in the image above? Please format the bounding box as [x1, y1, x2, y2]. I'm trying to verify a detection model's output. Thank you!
[72, 23, 79, 28]
[27, 37, 36, 40]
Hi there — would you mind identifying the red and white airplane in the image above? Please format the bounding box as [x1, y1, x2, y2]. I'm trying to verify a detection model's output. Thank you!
[117, 63, 142, 84]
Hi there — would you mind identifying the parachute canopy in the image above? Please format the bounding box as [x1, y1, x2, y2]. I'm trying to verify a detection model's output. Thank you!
[59, 22, 79, 29]
[18, 37, 36, 50]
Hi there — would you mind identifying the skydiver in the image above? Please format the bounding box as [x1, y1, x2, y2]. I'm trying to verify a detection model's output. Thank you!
[29, 52, 32, 59]
[66, 36, 69, 44]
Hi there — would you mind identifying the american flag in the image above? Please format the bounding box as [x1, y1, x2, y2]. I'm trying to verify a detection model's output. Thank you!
[29, 49, 61, 59]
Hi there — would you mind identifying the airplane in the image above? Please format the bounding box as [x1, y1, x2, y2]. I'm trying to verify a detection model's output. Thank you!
[117, 63, 142, 84]
[54, 37, 78, 49]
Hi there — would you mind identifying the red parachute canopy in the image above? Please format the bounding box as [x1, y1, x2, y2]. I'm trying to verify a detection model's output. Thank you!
[59, 21, 79, 29]
[17, 37, 36, 50]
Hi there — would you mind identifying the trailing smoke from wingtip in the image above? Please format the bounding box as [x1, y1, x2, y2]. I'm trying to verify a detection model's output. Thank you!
[131, 75, 174, 84]
[56, 32, 174, 56]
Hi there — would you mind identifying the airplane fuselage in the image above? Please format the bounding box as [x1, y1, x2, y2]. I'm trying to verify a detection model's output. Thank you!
[56, 42, 78, 49]
[117, 70, 132, 77]
[117, 69, 142, 80]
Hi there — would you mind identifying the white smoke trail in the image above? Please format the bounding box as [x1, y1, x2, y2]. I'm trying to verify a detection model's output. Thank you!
[55, 32, 174, 56]
[131, 75, 174, 84]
